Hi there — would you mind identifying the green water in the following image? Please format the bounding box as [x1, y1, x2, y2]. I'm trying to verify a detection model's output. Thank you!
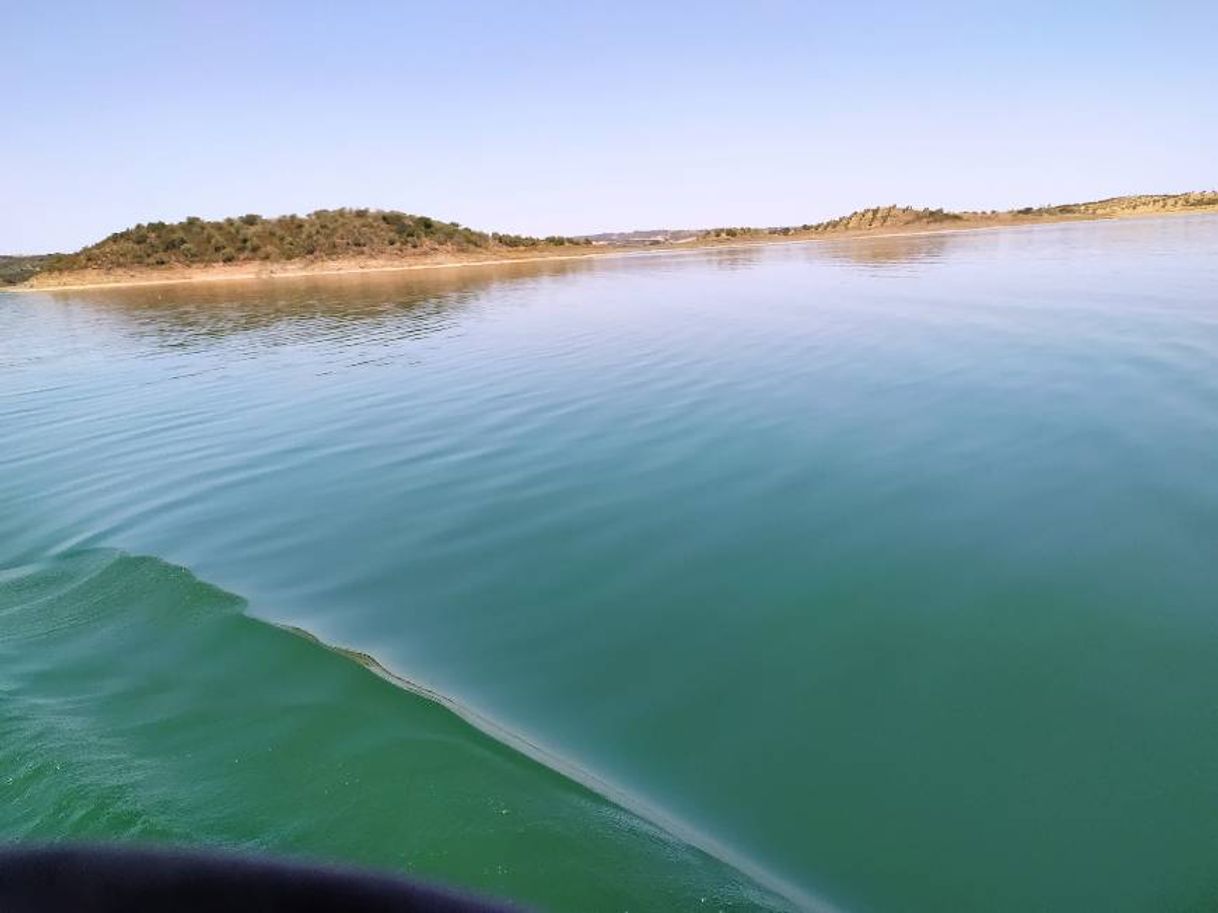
[3, 218, 1218, 912]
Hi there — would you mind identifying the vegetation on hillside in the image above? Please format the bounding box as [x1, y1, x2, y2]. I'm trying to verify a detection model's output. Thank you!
[699, 191, 1218, 241]
[1024, 190, 1218, 217]
[0, 255, 59, 286]
[703, 206, 962, 240]
[40, 209, 590, 273]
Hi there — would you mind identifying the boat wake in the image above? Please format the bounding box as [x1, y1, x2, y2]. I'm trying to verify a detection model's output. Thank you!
[0, 547, 832, 913]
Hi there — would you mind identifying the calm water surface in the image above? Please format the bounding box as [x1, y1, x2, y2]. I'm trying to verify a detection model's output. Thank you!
[3, 217, 1218, 912]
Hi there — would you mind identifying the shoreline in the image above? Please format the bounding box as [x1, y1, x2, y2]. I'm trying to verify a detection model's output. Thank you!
[8, 207, 1216, 294]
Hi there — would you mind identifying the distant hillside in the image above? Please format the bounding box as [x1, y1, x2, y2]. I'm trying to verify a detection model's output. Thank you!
[578, 228, 703, 246]
[40, 209, 590, 274]
[11, 191, 1218, 289]
[1030, 191, 1218, 217]
[701, 191, 1218, 240]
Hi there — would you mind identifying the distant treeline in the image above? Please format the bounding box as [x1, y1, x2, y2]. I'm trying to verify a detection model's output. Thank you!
[41, 209, 592, 272]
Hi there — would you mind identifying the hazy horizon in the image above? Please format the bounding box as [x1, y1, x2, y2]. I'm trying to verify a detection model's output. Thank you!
[5, 0, 1216, 254]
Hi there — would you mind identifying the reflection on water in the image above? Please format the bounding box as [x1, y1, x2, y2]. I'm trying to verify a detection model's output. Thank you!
[20, 230, 963, 356]
[28, 232, 962, 349]
[39, 258, 602, 349]
[816, 231, 955, 272]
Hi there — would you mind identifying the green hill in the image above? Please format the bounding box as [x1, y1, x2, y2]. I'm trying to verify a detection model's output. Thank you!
[41, 209, 589, 273]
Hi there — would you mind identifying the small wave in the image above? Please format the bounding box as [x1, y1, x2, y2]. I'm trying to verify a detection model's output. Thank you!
[270, 622, 836, 913]
[0, 547, 825, 912]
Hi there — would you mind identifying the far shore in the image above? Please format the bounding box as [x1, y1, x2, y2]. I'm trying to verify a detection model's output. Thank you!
[9, 206, 1216, 294]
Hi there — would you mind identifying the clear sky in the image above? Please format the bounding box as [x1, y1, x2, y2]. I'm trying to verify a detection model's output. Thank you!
[5, 1, 1216, 253]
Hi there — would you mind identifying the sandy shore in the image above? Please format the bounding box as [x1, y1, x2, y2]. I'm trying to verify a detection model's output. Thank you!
[8, 207, 1216, 294]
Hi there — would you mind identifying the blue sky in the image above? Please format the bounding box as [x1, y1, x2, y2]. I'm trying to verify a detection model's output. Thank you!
[5, 1, 1216, 252]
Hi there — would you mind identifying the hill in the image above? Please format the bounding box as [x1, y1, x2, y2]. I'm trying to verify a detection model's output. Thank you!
[38, 209, 590, 275]
[700, 191, 1218, 241]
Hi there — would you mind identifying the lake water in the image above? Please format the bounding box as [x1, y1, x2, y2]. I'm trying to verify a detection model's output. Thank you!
[3, 217, 1217, 913]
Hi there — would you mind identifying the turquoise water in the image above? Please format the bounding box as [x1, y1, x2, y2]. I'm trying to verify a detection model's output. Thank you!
[3, 217, 1218, 912]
